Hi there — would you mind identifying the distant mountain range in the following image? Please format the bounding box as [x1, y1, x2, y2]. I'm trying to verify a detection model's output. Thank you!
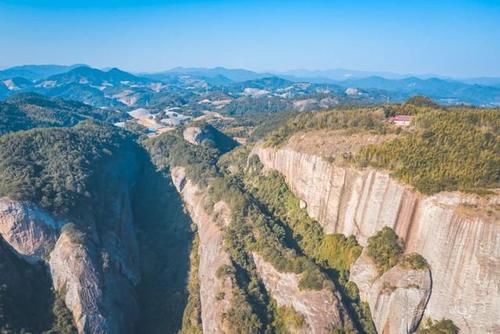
[0, 64, 87, 81]
[142, 66, 272, 83]
[1, 64, 499, 109]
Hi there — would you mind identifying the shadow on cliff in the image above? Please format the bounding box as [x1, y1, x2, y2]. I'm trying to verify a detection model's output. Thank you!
[0, 238, 55, 333]
[133, 154, 193, 334]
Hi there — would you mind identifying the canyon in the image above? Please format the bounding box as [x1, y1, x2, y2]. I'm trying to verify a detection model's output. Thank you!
[252, 144, 500, 334]
[0, 110, 497, 334]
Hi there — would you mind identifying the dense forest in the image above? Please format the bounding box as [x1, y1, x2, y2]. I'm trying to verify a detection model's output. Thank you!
[357, 107, 499, 194]
[264, 101, 500, 194]
[0, 121, 139, 219]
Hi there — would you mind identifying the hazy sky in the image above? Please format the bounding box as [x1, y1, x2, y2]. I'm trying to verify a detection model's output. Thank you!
[1, 0, 499, 77]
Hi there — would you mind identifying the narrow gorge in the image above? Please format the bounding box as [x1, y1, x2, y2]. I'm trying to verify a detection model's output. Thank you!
[0, 100, 498, 334]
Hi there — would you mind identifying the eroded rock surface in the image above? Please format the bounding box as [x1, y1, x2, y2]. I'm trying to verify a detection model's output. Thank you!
[350, 250, 431, 334]
[253, 253, 345, 334]
[50, 230, 108, 333]
[172, 167, 234, 334]
[0, 192, 140, 334]
[0, 198, 58, 262]
[253, 145, 500, 334]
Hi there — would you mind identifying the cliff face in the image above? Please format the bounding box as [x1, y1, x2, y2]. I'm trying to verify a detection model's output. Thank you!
[350, 250, 431, 334]
[253, 253, 345, 334]
[171, 167, 234, 334]
[0, 179, 140, 333]
[253, 146, 500, 334]
[0, 198, 58, 262]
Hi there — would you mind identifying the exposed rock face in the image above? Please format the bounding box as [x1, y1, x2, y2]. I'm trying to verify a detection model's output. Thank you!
[172, 167, 234, 334]
[50, 230, 108, 333]
[0, 198, 58, 262]
[253, 254, 345, 334]
[350, 250, 431, 334]
[0, 192, 140, 333]
[253, 146, 500, 334]
[183, 126, 207, 146]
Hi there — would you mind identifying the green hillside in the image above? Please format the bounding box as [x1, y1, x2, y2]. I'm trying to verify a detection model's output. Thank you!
[0, 93, 127, 135]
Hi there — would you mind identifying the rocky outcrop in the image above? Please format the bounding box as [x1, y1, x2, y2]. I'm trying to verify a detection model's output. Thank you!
[49, 230, 108, 333]
[0, 198, 58, 262]
[253, 253, 345, 334]
[253, 146, 500, 334]
[0, 193, 140, 334]
[172, 167, 234, 334]
[350, 250, 432, 334]
[183, 126, 207, 146]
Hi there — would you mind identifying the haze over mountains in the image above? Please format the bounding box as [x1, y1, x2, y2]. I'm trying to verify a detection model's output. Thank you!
[1, 64, 499, 110]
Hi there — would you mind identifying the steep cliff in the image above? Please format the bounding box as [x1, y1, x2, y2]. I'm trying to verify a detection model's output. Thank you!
[253, 253, 345, 333]
[172, 167, 234, 334]
[350, 250, 431, 334]
[0, 185, 140, 333]
[0, 124, 147, 333]
[253, 145, 500, 334]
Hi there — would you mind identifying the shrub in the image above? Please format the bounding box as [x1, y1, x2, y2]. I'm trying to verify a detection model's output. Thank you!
[417, 318, 459, 334]
[401, 253, 429, 270]
[273, 304, 306, 333]
[298, 268, 325, 290]
[50, 292, 77, 334]
[367, 227, 403, 273]
[225, 289, 264, 334]
[216, 265, 235, 279]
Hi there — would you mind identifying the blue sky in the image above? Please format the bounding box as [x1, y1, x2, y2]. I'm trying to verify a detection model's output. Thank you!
[1, 0, 499, 77]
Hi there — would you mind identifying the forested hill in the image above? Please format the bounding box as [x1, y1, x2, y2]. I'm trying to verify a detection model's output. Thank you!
[0, 121, 140, 219]
[264, 102, 500, 194]
[0, 93, 127, 135]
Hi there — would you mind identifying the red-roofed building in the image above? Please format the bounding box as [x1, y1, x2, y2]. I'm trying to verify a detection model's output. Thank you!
[388, 115, 412, 126]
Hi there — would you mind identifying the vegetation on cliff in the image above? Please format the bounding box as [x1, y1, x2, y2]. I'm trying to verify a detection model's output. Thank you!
[0, 121, 140, 220]
[367, 227, 428, 274]
[0, 239, 76, 333]
[238, 156, 374, 333]
[0, 120, 192, 333]
[264, 107, 387, 146]
[180, 234, 203, 334]
[417, 318, 459, 334]
[146, 132, 350, 332]
[261, 101, 499, 195]
[357, 108, 499, 194]
[367, 227, 403, 273]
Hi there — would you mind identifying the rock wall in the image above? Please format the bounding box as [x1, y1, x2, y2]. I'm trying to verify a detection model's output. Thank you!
[253, 146, 500, 334]
[0, 193, 140, 334]
[50, 230, 108, 333]
[0, 198, 58, 262]
[350, 250, 432, 334]
[171, 167, 234, 334]
[253, 253, 346, 334]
